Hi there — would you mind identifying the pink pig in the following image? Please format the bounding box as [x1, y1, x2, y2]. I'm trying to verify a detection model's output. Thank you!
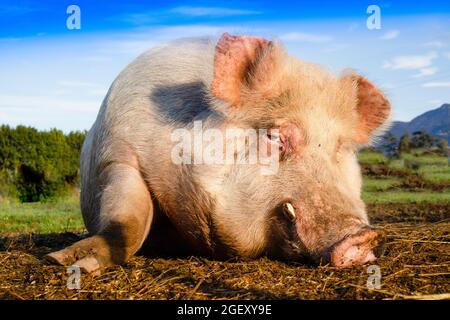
[46, 33, 390, 273]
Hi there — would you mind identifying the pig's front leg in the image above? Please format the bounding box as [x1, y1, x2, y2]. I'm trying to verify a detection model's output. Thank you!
[45, 163, 153, 274]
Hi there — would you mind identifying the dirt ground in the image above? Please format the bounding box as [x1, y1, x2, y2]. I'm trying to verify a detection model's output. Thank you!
[0, 203, 449, 300]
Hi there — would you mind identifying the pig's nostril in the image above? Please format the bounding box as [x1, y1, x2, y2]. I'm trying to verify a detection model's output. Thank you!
[329, 229, 378, 268]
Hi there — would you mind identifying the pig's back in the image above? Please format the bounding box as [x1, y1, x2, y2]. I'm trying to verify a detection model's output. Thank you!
[81, 37, 220, 233]
[88, 36, 219, 158]
[106, 37, 216, 118]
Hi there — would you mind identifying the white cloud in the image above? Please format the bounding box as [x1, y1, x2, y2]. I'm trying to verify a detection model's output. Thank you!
[428, 99, 443, 106]
[423, 41, 446, 48]
[148, 25, 229, 38]
[97, 38, 158, 55]
[118, 6, 260, 25]
[120, 13, 159, 25]
[422, 82, 450, 88]
[0, 94, 100, 131]
[0, 94, 99, 112]
[0, 37, 22, 45]
[59, 80, 99, 88]
[347, 23, 359, 31]
[95, 25, 233, 55]
[56, 81, 108, 97]
[323, 43, 350, 53]
[383, 52, 437, 70]
[412, 67, 438, 78]
[280, 32, 332, 43]
[380, 30, 400, 40]
[79, 56, 113, 62]
[0, 4, 37, 15]
[446, 52, 450, 59]
[169, 6, 261, 17]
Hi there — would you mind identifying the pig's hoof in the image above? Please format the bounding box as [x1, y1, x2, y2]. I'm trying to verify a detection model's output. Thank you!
[45, 251, 103, 275]
[44, 249, 75, 266]
[73, 256, 102, 276]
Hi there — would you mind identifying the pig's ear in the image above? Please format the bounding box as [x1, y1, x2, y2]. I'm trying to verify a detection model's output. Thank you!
[348, 75, 391, 144]
[210, 33, 277, 107]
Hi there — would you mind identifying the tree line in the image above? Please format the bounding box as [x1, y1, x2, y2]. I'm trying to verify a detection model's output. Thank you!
[0, 125, 86, 202]
[382, 131, 449, 158]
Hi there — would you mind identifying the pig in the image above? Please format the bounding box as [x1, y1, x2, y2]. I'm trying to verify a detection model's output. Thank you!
[45, 33, 390, 273]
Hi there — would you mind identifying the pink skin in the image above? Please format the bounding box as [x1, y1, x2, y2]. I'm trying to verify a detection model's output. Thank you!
[44, 33, 389, 273]
[215, 33, 387, 267]
[330, 229, 378, 267]
[293, 198, 379, 267]
[269, 123, 379, 267]
[279, 123, 304, 155]
[264, 123, 304, 156]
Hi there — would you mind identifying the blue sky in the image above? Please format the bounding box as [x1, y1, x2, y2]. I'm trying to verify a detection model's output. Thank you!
[1, 1, 450, 131]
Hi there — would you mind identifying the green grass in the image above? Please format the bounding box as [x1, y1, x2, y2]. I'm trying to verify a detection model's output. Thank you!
[363, 177, 401, 192]
[363, 190, 450, 204]
[387, 157, 448, 170]
[358, 150, 388, 165]
[417, 165, 450, 183]
[0, 196, 84, 234]
[418, 165, 450, 173]
[410, 154, 449, 166]
[422, 172, 450, 183]
[387, 159, 405, 170]
[361, 150, 450, 202]
[372, 152, 450, 179]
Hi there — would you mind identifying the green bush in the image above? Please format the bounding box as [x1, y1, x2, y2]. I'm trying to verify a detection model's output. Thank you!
[404, 159, 420, 171]
[358, 149, 388, 165]
[0, 125, 86, 202]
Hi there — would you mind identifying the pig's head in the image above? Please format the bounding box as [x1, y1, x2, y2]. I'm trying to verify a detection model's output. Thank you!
[210, 33, 390, 267]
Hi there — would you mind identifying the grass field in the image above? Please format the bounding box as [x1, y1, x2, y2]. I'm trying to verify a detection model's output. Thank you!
[361, 149, 450, 204]
[0, 197, 82, 234]
[0, 149, 449, 299]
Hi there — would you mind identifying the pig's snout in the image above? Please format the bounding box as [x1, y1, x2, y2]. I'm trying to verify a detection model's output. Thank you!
[328, 227, 378, 267]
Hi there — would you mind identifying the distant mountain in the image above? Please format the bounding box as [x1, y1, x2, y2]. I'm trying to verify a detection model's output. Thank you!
[388, 103, 450, 143]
